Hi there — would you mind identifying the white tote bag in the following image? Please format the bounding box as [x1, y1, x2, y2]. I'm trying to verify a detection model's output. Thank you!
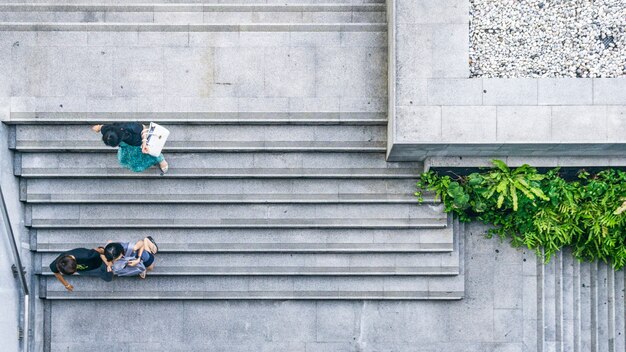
[146, 122, 170, 157]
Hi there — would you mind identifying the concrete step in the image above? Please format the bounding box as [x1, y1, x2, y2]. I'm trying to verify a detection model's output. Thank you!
[34, 205, 464, 301]
[1, 0, 385, 6]
[33, 227, 454, 253]
[5, 112, 387, 125]
[21, 178, 424, 204]
[0, 22, 386, 32]
[29, 217, 446, 229]
[40, 275, 464, 300]
[16, 152, 423, 178]
[11, 124, 387, 153]
[14, 140, 387, 153]
[24, 192, 425, 204]
[17, 166, 421, 179]
[39, 251, 459, 276]
[0, 4, 385, 24]
[41, 264, 458, 276]
[36, 241, 451, 253]
[27, 203, 446, 228]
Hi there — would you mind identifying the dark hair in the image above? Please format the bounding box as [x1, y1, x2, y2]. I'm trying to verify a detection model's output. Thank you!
[56, 255, 77, 275]
[104, 243, 125, 261]
[102, 130, 121, 147]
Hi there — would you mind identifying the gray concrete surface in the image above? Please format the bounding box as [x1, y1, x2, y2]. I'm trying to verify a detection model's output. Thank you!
[1, 1, 624, 350]
[43, 223, 626, 352]
[0, 230, 21, 352]
[387, 0, 626, 162]
[0, 121, 22, 352]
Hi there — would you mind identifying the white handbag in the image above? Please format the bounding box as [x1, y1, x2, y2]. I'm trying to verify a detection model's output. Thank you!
[145, 122, 170, 157]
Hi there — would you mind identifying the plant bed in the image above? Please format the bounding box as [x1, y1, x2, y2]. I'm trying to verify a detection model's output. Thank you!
[417, 160, 626, 269]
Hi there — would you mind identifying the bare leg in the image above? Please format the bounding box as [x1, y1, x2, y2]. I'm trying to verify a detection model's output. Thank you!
[145, 239, 158, 254]
[139, 263, 155, 279]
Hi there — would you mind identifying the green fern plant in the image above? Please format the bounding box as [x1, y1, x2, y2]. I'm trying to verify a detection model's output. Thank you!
[416, 160, 626, 270]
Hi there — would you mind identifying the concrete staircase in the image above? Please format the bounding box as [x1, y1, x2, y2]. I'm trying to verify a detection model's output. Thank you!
[537, 248, 626, 351]
[1, 0, 468, 302]
[5, 109, 464, 300]
[0, 1, 464, 306]
[0, 2, 470, 348]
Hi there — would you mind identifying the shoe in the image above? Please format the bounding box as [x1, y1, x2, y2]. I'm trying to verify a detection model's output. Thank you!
[159, 160, 169, 175]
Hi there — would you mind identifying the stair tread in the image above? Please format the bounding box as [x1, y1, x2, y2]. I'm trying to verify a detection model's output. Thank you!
[25, 192, 427, 203]
[40, 265, 459, 276]
[30, 217, 448, 229]
[36, 241, 453, 252]
[42, 290, 463, 300]
[0, 4, 386, 12]
[23, 178, 421, 197]
[41, 274, 464, 300]
[0, 22, 388, 32]
[34, 227, 455, 251]
[29, 203, 444, 220]
[19, 167, 422, 178]
[6, 112, 387, 125]
[14, 140, 387, 152]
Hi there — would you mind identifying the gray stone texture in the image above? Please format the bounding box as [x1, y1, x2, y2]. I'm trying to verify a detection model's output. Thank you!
[37, 222, 625, 352]
[1, 1, 625, 351]
[0, 108, 23, 352]
[538, 78, 593, 106]
[389, 0, 626, 161]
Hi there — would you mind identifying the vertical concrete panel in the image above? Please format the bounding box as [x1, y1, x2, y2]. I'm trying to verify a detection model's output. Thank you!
[0, 107, 25, 352]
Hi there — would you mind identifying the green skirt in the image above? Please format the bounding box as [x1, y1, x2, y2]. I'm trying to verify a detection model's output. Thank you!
[117, 142, 164, 172]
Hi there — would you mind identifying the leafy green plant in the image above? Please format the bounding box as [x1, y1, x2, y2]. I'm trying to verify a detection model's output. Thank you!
[416, 160, 626, 270]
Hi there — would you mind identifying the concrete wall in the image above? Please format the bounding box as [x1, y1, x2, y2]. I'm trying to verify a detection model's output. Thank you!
[1, 31, 33, 348]
[0, 114, 24, 352]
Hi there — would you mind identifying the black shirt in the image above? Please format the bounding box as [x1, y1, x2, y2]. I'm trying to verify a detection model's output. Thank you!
[101, 122, 144, 146]
[49, 248, 103, 273]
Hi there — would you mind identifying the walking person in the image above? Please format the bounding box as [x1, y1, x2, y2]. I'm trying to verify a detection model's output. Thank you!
[49, 247, 113, 292]
[91, 122, 169, 174]
[101, 237, 159, 279]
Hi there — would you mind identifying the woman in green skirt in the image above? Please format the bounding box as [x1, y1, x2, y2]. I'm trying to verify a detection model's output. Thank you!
[92, 122, 169, 173]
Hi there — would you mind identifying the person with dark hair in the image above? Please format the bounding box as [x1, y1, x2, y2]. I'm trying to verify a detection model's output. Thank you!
[103, 242, 125, 262]
[49, 247, 113, 292]
[101, 237, 158, 279]
[91, 122, 168, 174]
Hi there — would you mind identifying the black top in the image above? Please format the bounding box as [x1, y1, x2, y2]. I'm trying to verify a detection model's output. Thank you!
[101, 122, 144, 146]
[49, 248, 103, 273]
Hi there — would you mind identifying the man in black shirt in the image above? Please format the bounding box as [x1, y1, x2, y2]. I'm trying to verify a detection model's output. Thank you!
[49, 247, 113, 292]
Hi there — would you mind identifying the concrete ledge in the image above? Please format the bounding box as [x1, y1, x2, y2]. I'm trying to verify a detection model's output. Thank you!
[23, 192, 429, 204]
[388, 1, 626, 164]
[389, 143, 626, 161]
[0, 22, 387, 32]
[13, 140, 387, 153]
[39, 265, 460, 276]
[18, 167, 422, 179]
[388, 104, 626, 161]
[39, 273, 464, 300]
[41, 290, 464, 300]
[424, 156, 626, 171]
[5, 112, 387, 125]
[29, 217, 448, 229]
[0, 4, 386, 13]
[36, 241, 452, 253]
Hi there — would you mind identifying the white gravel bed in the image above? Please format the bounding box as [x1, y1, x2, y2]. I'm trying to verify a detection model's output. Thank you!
[469, 0, 626, 78]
